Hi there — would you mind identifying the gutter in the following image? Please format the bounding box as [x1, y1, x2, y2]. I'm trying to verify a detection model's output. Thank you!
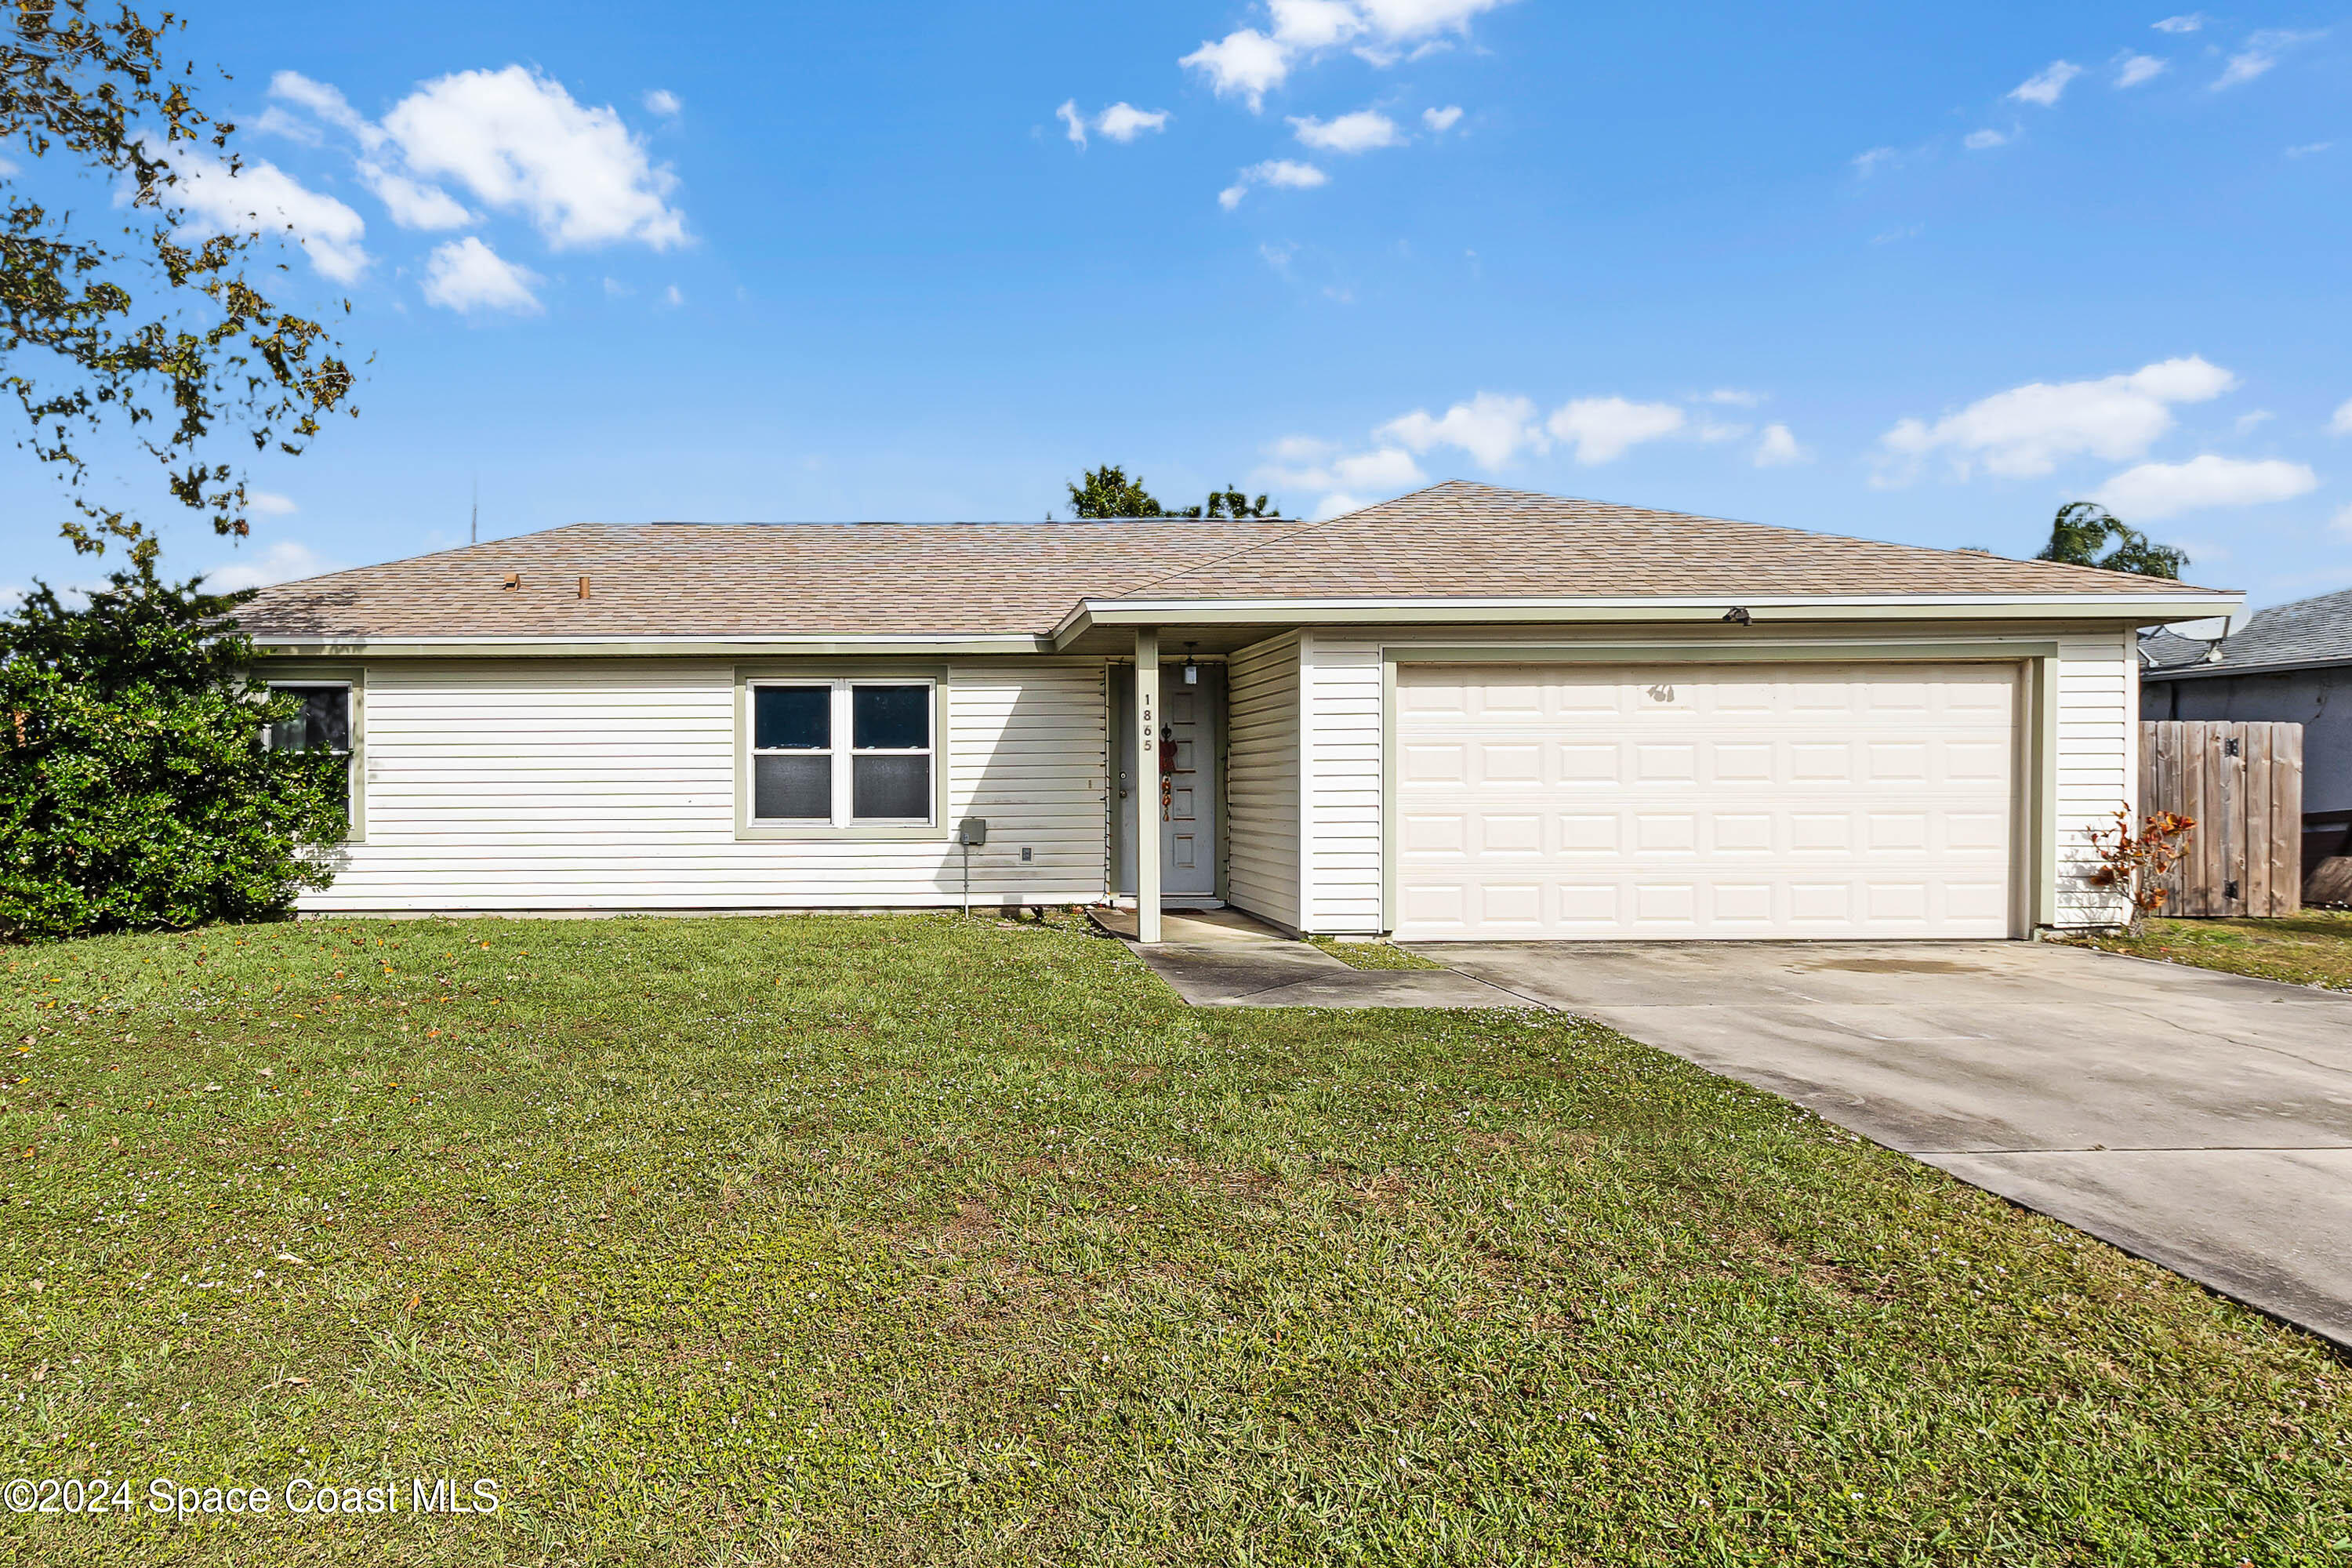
[2141, 653, 2352, 682]
[1050, 591, 2244, 649]
[251, 633, 1056, 659]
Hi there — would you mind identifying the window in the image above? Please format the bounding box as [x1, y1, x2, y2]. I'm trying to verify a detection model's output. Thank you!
[749, 680, 935, 827]
[267, 682, 358, 833]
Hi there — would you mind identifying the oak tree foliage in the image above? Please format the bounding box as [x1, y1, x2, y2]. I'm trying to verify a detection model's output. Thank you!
[1065, 464, 1279, 520]
[2, 0, 355, 563]
[2035, 501, 2187, 579]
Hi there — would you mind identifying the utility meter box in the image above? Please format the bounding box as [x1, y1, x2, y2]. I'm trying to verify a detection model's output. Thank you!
[956, 817, 988, 847]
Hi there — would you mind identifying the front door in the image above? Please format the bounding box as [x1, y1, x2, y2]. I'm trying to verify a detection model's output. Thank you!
[1112, 662, 1221, 903]
[1158, 670, 1218, 898]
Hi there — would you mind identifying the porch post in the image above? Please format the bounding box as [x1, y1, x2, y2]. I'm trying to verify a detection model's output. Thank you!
[1134, 626, 1161, 943]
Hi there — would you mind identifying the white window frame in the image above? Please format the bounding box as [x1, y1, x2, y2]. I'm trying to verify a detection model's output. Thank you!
[262, 669, 365, 844]
[739, 673, 944, 838]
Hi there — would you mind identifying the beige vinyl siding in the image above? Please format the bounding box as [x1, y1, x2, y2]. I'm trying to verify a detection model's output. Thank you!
[1294, 622, 2143, 937]
[1223, 633, 1301, 931]
[2052, 626, 2136, 929]
[298, 657, 1108, 912]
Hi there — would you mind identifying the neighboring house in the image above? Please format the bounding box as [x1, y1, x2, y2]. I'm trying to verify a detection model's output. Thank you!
[241, 480, 2234, 942]
[2142, 585, 2352, 869]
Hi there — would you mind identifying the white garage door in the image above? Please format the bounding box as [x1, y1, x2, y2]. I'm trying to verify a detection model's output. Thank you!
[1394, 662, 2018, 940]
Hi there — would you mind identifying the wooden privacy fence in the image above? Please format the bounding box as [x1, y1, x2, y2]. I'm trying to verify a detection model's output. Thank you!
[2138, 720, 2303, 918]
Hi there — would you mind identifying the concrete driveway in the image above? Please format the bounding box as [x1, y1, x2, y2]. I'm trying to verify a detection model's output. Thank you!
[1421, 939, 2352, 1348]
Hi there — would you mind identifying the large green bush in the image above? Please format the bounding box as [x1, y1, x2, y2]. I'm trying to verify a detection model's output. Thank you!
[0, 565, 346, 942]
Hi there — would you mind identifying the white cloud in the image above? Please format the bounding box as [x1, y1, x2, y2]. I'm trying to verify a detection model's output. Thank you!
[1963, 127, 2012, 151]
[356, 161, 470, 229]
[1181, 29, 1293, 110]
[1753, 424, 1806, 466]
[2331, 397, 2352, 436]
[1852, 145, 1898, 175]
[1059, 100, 1171, 148]
[1272, 0, 1365, 49]
[1330, 448, 1425, 488]
[1704, 387, 1762, 407]
[382, 66, 685, 249]
[1879, 355, 2237, 480]
[1290, 109, 1403, 152]
[245, 490, 298, 516]
[1312, 491, 1371, 519]
[1422, 105, 1463, 132]
[203, 539, 345, 591]
[662, 283, 684, 307]
[643, 89, 681, 118]
[2114, 53, 2167, 88]
[1181, 0, 1514, 107]
[270, 66, 684, 251]
[1218, 158, 1327, 209]
[268, 71, 378, 146]
[252, 107, 325, 146]
[155, 141, 369, 281]
[1260, 442, 1428, 517]
[1354, 0, 1511, 39]
[2094, 456, 2318, 521]
[1545, 397, 1685, 464]
[2152, 14, 2205, 33]
[420, 236, 543, 314]
[1871, 223, 1924, 245]
[2288, 141, 2333, 158]
[2009, 60, 2082, 106]
[1096, 103, 1171, 142]
[1380, 391, 1542, 469]
[2214, 31, 2321, 90]
[2334, 503, 2352, 539]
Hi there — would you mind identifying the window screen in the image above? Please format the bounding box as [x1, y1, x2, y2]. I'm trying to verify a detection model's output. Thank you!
[750, 685, 833, 821]
[850, 685, 931, 821]
[269, 686, 350, 753]
[748, 681, 935, 826]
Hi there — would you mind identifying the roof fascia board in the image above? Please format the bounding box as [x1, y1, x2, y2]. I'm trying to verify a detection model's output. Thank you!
[1054, 593, 2240, 647]
[252, 634, 1053, 659]
[2143, 654, 2351, 682]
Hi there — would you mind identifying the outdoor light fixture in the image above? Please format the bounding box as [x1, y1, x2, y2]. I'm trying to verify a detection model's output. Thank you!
[1182, 643, 1200, 684]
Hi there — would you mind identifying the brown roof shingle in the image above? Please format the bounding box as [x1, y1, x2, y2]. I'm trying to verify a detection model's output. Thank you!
[1116, 482, 2230, 601]
[239, 480, 2227, 643]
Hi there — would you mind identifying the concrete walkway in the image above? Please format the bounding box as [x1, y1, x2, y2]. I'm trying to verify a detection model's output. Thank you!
[1091, 908, 1530, 1009]
[1421, 938, 2352, 1348]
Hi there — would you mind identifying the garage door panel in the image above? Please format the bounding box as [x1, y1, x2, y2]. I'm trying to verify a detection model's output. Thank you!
[1396, 662, 2016, 940]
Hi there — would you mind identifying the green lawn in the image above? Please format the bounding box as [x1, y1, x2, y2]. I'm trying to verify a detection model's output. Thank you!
[3, 913, 2346, 1566]
[1306, 936, 1447, 971]
[2063, 909, 2352, 991]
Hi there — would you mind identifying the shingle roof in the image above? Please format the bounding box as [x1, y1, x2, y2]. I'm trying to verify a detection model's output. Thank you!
[1116, 483, 2222, 601]
[2143, 584, 2352, 677]
[239, 480, 2228, 643]
[239, 517, 1295, 639]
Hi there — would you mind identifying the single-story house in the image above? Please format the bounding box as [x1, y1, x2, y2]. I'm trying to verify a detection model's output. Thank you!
[2142, 584, 2352, 873]
[241, 480, 2235, 942]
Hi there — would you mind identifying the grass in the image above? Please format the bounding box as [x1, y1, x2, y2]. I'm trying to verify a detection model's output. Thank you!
[3, 912, 2347, 1566]
[2061, 909, 2352, 990]
[1306, 937, 1446, 971]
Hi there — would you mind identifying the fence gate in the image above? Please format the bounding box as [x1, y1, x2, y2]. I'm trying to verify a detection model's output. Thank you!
[2137, 720, 2303, 918]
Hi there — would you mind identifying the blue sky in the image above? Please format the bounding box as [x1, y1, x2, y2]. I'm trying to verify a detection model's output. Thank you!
[4, 1, 2347, 610]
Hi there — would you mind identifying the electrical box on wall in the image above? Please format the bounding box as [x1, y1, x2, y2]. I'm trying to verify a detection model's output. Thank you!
[957, 818, 987, 847]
